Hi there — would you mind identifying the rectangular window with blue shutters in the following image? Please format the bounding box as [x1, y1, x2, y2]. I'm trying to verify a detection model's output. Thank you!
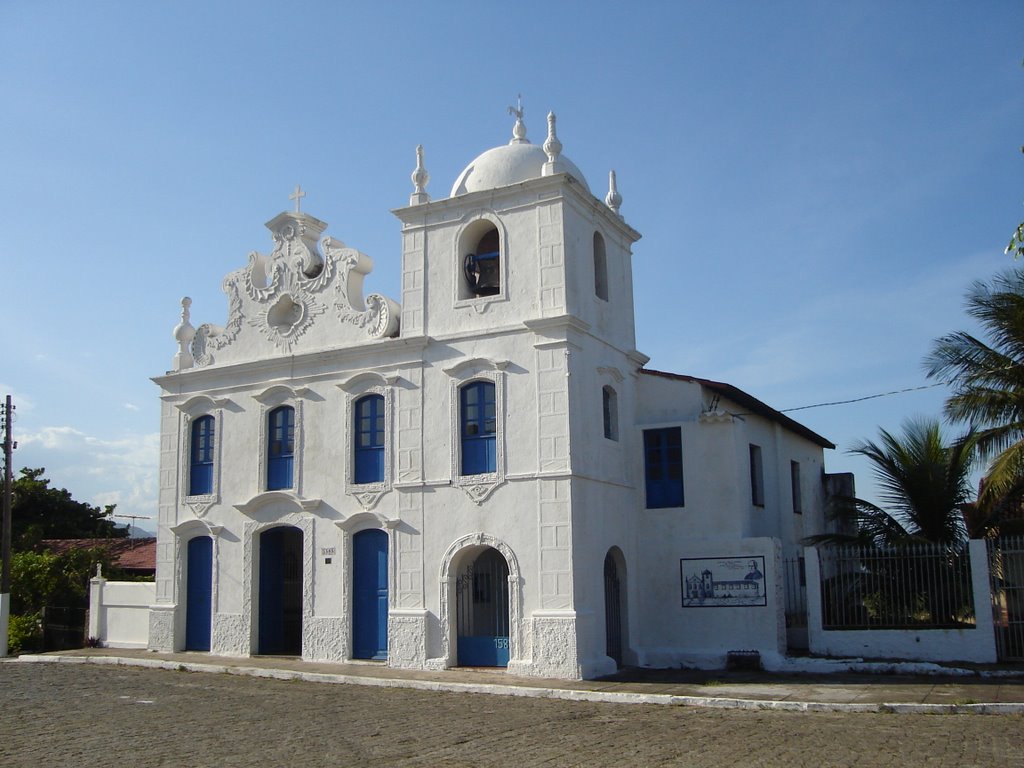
[189, 415, 215, 496]
[267, 406, 295, 490]
[354, 394, 385, 484]
[461, 381, 496, 475]
[643, 427, 684, 508]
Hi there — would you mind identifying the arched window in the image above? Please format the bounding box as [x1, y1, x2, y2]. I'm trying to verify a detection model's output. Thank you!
[267, 405, 295, 490]
[460, 380, 496, 475]
[463, 226, 501, 298]
[353, 394, 385, 484]
[593, 231, 608, 301]
[602, 386, 618, 441]
[189, 415, 215, 496]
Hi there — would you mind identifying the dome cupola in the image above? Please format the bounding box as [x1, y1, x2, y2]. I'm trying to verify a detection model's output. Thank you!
[450, 101, 589, 197]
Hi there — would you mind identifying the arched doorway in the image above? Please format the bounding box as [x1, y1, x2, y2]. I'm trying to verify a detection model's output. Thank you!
[185, 536, 212, 651]
[258, 526, 303, 655]
[604, 549, 625, 667]
[352, 529, 389, 660]
[456, 547, 510, 667]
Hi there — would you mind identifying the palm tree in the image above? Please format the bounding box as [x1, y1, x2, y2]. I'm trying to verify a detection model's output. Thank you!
[927, 267, 1024, 506]
[808, 419, 976, 628]
[809, 418, 974, 547]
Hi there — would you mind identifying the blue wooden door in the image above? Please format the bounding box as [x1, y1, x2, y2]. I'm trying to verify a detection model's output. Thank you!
[259, 527, 302, 655]
[185, 536, 212, 651]
[457, 548, 510, 667]
[352, 529, 388, 660]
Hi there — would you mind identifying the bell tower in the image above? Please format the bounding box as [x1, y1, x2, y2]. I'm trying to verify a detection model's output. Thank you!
[393, 106, 646, 678]
[392, 108, 642, 351]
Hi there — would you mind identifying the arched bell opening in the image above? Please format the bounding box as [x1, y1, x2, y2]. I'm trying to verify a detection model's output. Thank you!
[460, 221, 501, 299]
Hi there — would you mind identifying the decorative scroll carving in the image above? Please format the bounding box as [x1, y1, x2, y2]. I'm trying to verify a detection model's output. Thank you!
[185, 209, 400, 366]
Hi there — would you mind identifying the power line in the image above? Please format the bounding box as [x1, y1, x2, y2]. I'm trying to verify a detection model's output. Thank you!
[777, 382, 947, 414]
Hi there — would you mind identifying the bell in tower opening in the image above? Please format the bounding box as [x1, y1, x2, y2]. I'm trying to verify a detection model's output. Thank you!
[463, 227, 501, 297]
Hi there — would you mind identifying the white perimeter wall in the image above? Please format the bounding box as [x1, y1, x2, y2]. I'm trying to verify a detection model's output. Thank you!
[89, 578, 155, 649]
[805, 541, 997, 664]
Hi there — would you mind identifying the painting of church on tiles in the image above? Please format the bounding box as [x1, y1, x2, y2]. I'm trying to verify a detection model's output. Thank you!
[150, 105, 844, 679]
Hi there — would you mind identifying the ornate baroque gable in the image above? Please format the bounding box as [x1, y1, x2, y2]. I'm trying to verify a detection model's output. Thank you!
[172, 202, 400, 371]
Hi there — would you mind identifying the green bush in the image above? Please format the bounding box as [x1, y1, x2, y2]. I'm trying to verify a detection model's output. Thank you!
[8, 613, 42, 655]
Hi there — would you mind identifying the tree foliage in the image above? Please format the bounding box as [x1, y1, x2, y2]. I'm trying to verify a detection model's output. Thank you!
[809, 419, 974, 547]
[7, 547, 116, 615]
[10, 467, 126, 550]
[926, 267, 1024, 516]
[1007, 144, 1024, 259]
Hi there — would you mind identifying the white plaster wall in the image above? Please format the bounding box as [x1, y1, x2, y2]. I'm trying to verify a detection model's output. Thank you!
[632, 537, 786, 668]
[559, 197, 639, 352]
[91, 581, 155, 648]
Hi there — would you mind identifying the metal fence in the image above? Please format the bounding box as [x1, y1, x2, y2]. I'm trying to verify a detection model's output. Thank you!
[987, 536, 1024, 661]
[782, 556, 807, 629]
[41, 606, 87, 651]
[816, 544, 975, 630]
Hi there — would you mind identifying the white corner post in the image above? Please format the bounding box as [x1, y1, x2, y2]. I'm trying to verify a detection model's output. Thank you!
[0, 592, 8, 657]
[88, 565, 107, 644]
[1, 395, 15, 658]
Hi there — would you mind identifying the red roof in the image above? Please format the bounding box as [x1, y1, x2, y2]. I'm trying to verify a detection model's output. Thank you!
[40, 538, 156, 572]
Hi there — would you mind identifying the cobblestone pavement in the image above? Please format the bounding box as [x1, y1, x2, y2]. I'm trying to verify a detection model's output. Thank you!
[2, 663, 1023, 767]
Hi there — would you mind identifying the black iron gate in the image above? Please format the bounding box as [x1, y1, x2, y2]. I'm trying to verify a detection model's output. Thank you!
[989, 536, 1024, 661]
[42, 606, 86, 651]
[604, 553, 623, 666]
[456, 549, 509, 666]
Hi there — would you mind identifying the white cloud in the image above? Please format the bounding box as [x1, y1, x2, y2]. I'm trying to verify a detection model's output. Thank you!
[15, 426, 159, 523]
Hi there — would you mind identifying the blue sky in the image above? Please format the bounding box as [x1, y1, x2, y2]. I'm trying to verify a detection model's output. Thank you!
[2, 1, 1022, 528]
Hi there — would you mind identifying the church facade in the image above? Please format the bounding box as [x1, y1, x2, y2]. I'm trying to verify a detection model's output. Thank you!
[149, 109, 837, 678]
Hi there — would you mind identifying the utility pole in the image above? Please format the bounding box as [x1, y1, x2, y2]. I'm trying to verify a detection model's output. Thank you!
[1, 395, 16, 657]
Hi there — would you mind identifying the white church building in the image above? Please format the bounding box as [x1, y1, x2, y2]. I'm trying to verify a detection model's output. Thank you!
[148, 107, 839, 679]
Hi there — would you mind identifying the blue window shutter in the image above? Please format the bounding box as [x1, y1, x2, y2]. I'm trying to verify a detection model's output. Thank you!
[461, 381, 496, 475]
[267, 406, 295, 490]
[190, 415, 215, 495]
[354, 394, 385, 484]
[644, 427, 683, 508]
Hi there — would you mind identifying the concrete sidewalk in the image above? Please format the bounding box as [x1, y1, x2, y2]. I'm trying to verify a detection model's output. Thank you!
[13, 648, 1024, 715]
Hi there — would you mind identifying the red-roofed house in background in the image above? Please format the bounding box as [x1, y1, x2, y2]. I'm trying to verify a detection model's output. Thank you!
[40, 538, 156, 578]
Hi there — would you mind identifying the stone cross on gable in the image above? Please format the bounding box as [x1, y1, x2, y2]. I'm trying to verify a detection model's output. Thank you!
[289, 185, 305, 213]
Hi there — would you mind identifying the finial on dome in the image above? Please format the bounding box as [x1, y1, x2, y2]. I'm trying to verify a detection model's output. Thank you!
[542, 112, 565, 177]
[173, 297, 195, 371]
[409, 144, 430, 205]
[605, 170, 623, 218]
[508, 94, 528, 144]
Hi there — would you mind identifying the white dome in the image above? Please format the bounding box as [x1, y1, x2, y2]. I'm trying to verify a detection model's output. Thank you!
[450, 141, 590, 197]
